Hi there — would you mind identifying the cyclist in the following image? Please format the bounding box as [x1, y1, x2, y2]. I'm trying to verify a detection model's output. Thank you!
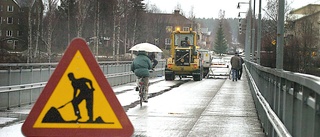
[131, 50, 152, 102]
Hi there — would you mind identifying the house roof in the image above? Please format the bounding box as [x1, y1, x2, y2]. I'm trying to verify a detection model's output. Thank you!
[289, 3, 320, 21]
[147, 10, 193, 26]
[292, 10, 320, 22]
[290, 4, 320, 14]
[14, 0, 35, 8]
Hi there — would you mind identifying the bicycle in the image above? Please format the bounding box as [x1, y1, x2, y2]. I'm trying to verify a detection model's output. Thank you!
[137, 77, 148, 107]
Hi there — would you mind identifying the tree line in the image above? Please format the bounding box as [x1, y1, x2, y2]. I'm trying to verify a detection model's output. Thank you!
[32, 0, 146, 62]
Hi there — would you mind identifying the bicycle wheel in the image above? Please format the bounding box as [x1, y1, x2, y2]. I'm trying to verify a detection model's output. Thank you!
[139, 86, 144, 107]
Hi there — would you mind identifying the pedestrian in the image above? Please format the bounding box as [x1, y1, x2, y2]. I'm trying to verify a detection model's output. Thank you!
[230, 52, 241, 81]
[148, 52, 158, 69]
[238, 54, 244, 80]
[68, 72, 95, 122]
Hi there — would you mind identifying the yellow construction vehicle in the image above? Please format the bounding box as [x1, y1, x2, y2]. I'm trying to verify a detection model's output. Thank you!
[165, 27, 203, 81]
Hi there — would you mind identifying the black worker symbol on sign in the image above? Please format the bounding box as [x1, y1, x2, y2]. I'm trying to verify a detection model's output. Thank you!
[68, 72, 95, 122]
[42, 72, 109, 124]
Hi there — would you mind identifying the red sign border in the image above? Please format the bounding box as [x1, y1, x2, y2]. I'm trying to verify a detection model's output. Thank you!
[22, 38, 134, 136]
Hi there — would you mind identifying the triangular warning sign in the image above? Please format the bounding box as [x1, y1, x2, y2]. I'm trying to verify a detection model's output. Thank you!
[22, 38, 134, 137]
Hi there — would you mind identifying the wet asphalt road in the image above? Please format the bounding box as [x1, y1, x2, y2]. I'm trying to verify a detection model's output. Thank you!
[128, 72, 264, 137]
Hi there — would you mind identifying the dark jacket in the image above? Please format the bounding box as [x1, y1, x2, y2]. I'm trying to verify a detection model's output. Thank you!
[230, 55, 241, 69]
[131, 51, 152, 77]
[149, 53, 155, 61]
[239, 56, 244, 69]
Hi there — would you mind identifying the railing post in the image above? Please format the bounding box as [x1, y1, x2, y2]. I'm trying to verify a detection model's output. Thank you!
[8, 66, 12, 86]
[19, 66, 22, 85]
[48, 65, 52, 78]
[314, 94, 320, 137]
[31, 66, 34, 83]
[40, 65, 43, 81]
[7, 92, 10, 110]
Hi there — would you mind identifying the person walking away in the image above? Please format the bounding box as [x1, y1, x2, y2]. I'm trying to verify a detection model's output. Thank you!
[230, 52, 241, 81]
[238, 54, 244, 80]
[148, 52, 158, 69]
[131, 50, 152, 102]
[68, 72, 95, 122]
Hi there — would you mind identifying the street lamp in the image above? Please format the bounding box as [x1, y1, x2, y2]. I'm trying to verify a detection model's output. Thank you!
[256, 0, 262, 64]
[237, 2, 249, 9]
[238, 12, 247, 35]
[237, 1, 252, 61]
[238, 12, 247, 17]
[276, 0, 285, 69]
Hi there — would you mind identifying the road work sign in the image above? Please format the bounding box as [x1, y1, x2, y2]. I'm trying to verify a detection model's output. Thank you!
[22, 38, 134, 137]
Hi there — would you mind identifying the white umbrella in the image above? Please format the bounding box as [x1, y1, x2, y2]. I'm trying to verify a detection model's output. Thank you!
[129, 43, 162, 52]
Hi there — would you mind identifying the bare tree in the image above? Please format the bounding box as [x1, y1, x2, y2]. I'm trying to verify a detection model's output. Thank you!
[145, 3, 161, 13]
[75, 0, 92, 37]
[188, 6, 195, 19]
[33, 4, 42, 59]
[27, 3, 33, 63]
[43, 0, 59, 63]
[112, 0, 126, 61]
[61, 0, 77, 43]
[26, 0, 44, 63]
[260, 0, 292, 67]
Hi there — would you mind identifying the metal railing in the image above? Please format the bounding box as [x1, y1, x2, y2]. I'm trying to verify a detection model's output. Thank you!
[245, 61, 320, 137]
[0, 61, 165, 110]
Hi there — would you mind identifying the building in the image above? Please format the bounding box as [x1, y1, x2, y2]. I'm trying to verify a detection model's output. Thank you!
[200, 27, 212, 49]
[287, 4, 320, 51]
[144, 10, 200, 50]
[0, 0, 44, 52]
[283, 4, 320, 71]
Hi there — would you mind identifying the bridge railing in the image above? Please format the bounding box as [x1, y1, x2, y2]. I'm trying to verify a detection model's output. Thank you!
[0, 61, 165, 110]
[245, 61, 320, 137]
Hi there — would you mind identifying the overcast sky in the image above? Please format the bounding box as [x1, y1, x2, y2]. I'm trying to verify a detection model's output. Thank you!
[145, 0, 320, 18]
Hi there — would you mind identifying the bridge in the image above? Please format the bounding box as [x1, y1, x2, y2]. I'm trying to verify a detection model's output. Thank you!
[0, 60, 319, 137]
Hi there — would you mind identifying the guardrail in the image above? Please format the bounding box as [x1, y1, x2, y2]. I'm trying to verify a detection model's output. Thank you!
[245, 61, 320, 137]
[0, 61, 165, 110]
[0, 61, 136, 86]
[0, 82, 46, 110]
